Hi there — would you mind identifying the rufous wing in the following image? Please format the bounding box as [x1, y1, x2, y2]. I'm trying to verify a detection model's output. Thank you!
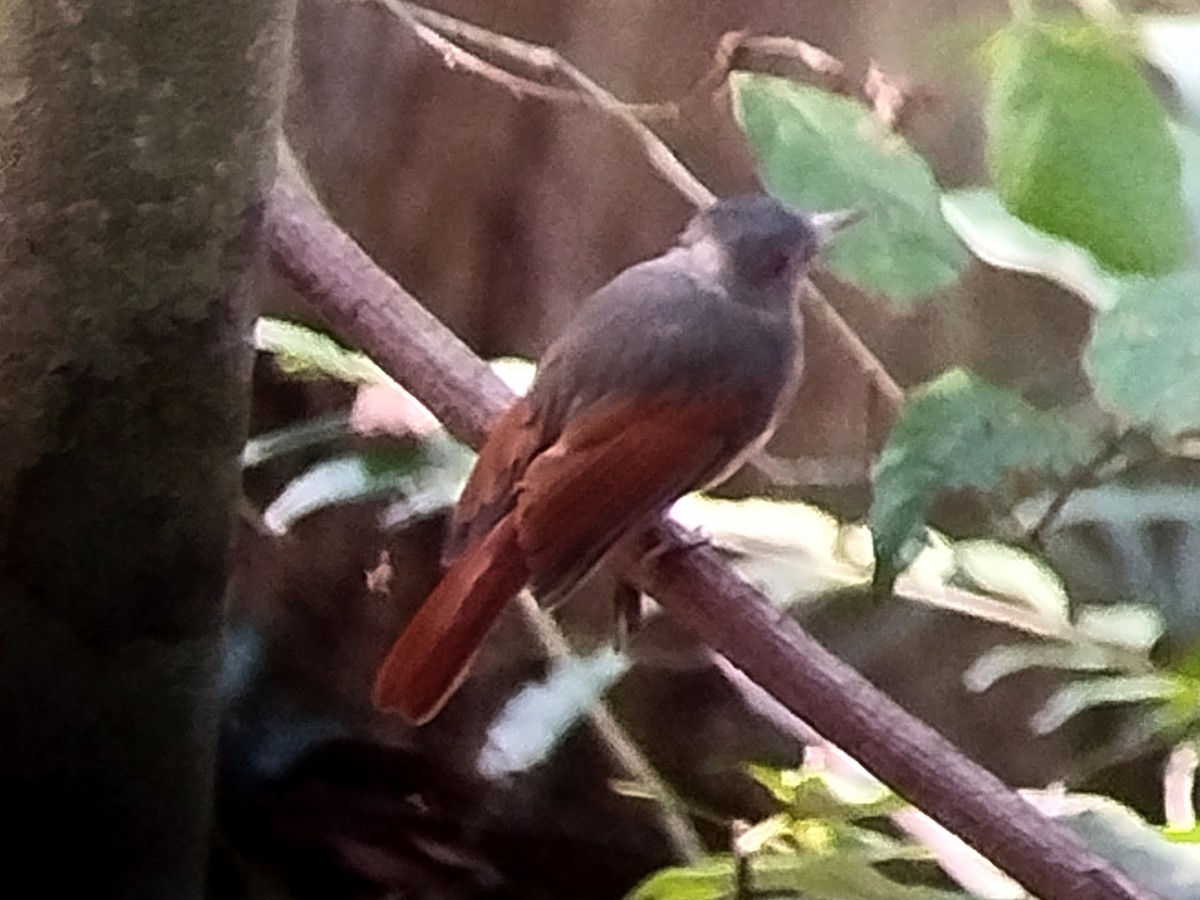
[372, 514, 529, 723]
[373, 389, 761, 723]
[515, 390, 757, 599]
[443, 397, 547, 564]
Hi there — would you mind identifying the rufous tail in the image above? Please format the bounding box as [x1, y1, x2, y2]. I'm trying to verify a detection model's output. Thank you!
[372, 514, 528, 723]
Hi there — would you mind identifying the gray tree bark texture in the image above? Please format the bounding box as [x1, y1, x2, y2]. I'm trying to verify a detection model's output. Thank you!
[0, 1, 295, 896]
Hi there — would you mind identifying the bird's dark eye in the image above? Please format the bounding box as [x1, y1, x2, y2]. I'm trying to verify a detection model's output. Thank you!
[767, 251, 792, 279]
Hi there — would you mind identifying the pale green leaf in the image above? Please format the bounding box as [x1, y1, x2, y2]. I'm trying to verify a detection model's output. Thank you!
[1075, 605, 1164, 652]
[1085, 270, 1200, 437]
[965, 643, 1119, 693]
[1169, 123, 1200, 256]
[732, 73, 966, 301]
[242, 413, 353, 468]
[1141, 16, 1200, 128]
[1029, 791, 1200, 899]
[261, 450, 422, 534]
[952, 540, 1070, 625]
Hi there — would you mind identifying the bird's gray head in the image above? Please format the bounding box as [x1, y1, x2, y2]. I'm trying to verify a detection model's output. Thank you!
[681, 193, 861, 307]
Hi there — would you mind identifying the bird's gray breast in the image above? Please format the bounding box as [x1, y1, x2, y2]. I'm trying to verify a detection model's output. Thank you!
[530, 257, 802, 450]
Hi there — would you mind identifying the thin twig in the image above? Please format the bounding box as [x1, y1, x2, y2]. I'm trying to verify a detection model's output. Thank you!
[694, 29, 847, 100]
[802, 280, 905, 443]
[514, 592, 706, 862]
[377, 0, 677, 119]
[731, 820, 753, 900]
[380, 0, 712, 206]
[1028, 432, 1127, 549]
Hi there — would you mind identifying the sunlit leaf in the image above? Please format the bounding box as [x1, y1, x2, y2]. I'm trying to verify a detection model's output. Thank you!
[261, 450, 423, 534]
[1074, 604, 1164, 653]
[952, 540, 1070, 626]
[669, 495, 867, 603]
[746, 761, 896, 821]
[732, 73, 967, 301]
[965, 642, 1116, 694]
[940, 187, 1121, 310]
[1032, 674, 1181, 734]
[1141, 16, 1200, 128]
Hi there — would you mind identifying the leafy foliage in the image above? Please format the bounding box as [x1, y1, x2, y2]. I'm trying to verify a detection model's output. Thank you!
[629, 759, 968, 900]
[629, 754, 1200, 900]
[249, 318, 474, 532]
[869, 368, 1095, 590]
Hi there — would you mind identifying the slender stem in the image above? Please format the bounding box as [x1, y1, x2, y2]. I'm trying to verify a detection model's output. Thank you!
[515, 592, 707, 862]
[1028, 432, 1126, 549]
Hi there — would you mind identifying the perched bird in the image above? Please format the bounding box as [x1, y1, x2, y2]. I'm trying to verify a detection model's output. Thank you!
[373, 193, 861, 723]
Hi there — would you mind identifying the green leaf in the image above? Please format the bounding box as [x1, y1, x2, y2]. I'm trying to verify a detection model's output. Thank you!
[255, 317, 388, 384]
[732, 73, 967, 301]
[870, 368, 1096, 589]
[986, 20, 1188, 275]
[940, 187, 1122, 310]
[746, 762, 896, 822]
[952, 539, 1070, 625]
[1084, 270, 1200, 437]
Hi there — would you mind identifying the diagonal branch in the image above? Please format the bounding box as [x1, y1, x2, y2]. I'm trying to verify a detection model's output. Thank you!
[265, 170, 1159, 900]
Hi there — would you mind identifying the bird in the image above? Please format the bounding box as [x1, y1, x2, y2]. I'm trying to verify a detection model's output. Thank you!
[373, 193, 861, 723]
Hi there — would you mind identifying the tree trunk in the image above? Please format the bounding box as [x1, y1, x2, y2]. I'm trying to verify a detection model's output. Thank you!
[0, 1, 295, 896]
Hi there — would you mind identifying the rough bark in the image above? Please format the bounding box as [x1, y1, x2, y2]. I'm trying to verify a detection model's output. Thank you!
[0, 1, 295, 895]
